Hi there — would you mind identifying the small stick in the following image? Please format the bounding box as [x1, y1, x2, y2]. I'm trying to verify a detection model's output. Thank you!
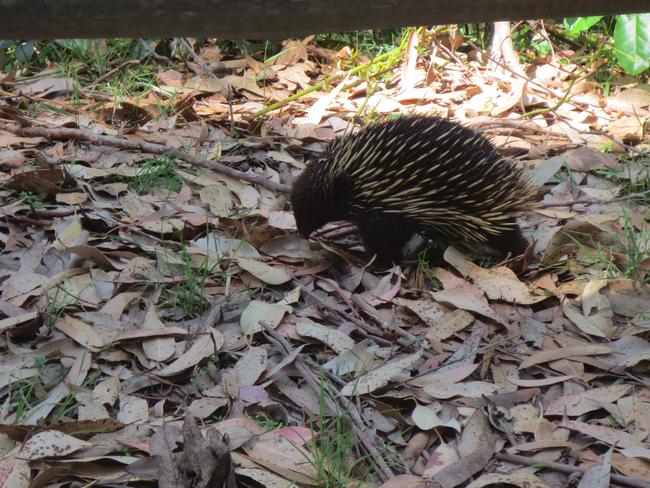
[2, 213, 50, 226]
[295, 280, 389, 342]
[0, 121, 289, 194]
[350, 293, 433, 358]
[537, 190, 650, 208]
[297, 280, 432, 357]
[496, 452, 650, 488]
[467, 40, 589, 114]
[87, 211, 181, 248]
[177, 38, 237, 136]
[301, 356, 346, 387]
[138, 39, 170, 62]
[180, 38, 213, 77]
[88, 59, 140, 88]
[30, 208, 78, 218]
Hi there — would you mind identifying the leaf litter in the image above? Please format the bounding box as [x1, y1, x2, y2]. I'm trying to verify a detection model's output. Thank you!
[1, 29, 650, 488]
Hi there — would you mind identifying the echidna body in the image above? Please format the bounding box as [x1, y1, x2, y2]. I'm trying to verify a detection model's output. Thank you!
[291, 116, 538, 265]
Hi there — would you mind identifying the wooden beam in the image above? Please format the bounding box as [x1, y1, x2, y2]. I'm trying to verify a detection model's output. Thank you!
[3, 1, 648, 40]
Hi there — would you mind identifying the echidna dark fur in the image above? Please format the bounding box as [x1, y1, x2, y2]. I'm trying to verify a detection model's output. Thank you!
[291, 116, 539, 266]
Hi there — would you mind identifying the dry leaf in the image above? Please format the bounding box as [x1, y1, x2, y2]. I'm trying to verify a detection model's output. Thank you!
[340, 351, 423, 396]
[432, 285, 508, 327]
[236, 257, 293, 285]
[520, 345, 612, 369]
[240, 300, 291, 335]
[157, 329, 224, 377]
[295, 321, 355, 354]
[21, 430, 91, 459]
[444, 247, 546, 305]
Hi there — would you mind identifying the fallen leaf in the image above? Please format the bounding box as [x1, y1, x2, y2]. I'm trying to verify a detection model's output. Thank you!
[236, 257, 293, 285]
[520, 345, 612, 369]
[240, 300, 291, 335]
[157, 329, 224, 377]
[21, 430, 91, 459]
[340, 351, 422, 396]
[444, 247, 546, 305]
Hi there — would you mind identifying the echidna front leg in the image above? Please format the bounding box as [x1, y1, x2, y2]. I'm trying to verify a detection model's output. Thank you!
[485, 224, 530, 257]
[355, 218, 416, 267]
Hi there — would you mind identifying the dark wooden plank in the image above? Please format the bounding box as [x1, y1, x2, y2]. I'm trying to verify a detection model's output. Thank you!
[3, 0, 648, 40]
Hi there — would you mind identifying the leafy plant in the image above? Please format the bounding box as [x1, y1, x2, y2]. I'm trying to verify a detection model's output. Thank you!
[564, 16, 605, 34]
[413, 244, 443, 290]
[315, 29, 405, 57]
[254, 415, 284, 432]
[1, 39, 158, 98]
[9, 377, 40, 423]
[555, 209, 650, 284]
[0, 40, 37, 67]
[619, 210, 650, 283]
[614, 14, 650, 75]
[563, 13, 650, 74]
[8, 357, 65, 424]
[49, 368, 100, 425]
[597, 156, 650, 205]
[18, 190, 45, 210]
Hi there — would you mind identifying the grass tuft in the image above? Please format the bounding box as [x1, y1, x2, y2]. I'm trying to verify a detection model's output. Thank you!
[162, 246, 218, 318]
[130, 155, 183, 195]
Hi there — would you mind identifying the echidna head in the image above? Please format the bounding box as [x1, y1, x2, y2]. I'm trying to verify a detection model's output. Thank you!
[290, 159, 344, 237]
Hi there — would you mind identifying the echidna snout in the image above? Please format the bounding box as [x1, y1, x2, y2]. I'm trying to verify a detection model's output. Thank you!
[290, 160, 342, 238]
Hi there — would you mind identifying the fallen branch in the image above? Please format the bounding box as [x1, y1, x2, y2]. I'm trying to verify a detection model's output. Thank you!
[0, 121, 290, 194]
[496, 452, 650, 488]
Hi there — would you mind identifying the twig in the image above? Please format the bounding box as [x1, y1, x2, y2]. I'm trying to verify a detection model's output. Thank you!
[259, 321, 397, 481]
[467, 115, 639, 155]
[465, 116, 563, 138]
[297, 280, 432, 357]
[538, 190, 650, 208]
[301, 356, 346, 387]
[295, 280, 390, 343]
[2, 213, 50, 226]
[88, 59, 140, 88]
[351, 294, 430, 354]
[87, 211, 182, 248]
[30, 208, 78, 218]
[496, 452, 650, 488]
[537, 21, 556, 60]
[177, 38, 237, 136]
[138, 39, 170, 62]
[466, 41, 637, 120]
[180, 38, 209, 73]
[0, 121, 289, 193]
[543, 24, 600, 50]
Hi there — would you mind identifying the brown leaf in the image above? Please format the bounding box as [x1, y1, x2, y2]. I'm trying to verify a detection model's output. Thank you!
[520, 345, 612, 369]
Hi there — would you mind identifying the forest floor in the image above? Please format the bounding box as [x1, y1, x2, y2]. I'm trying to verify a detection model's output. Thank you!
[1, 29, 650, 487]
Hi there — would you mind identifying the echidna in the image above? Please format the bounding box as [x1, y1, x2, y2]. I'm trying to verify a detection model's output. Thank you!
[291, 116, 539, 266]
